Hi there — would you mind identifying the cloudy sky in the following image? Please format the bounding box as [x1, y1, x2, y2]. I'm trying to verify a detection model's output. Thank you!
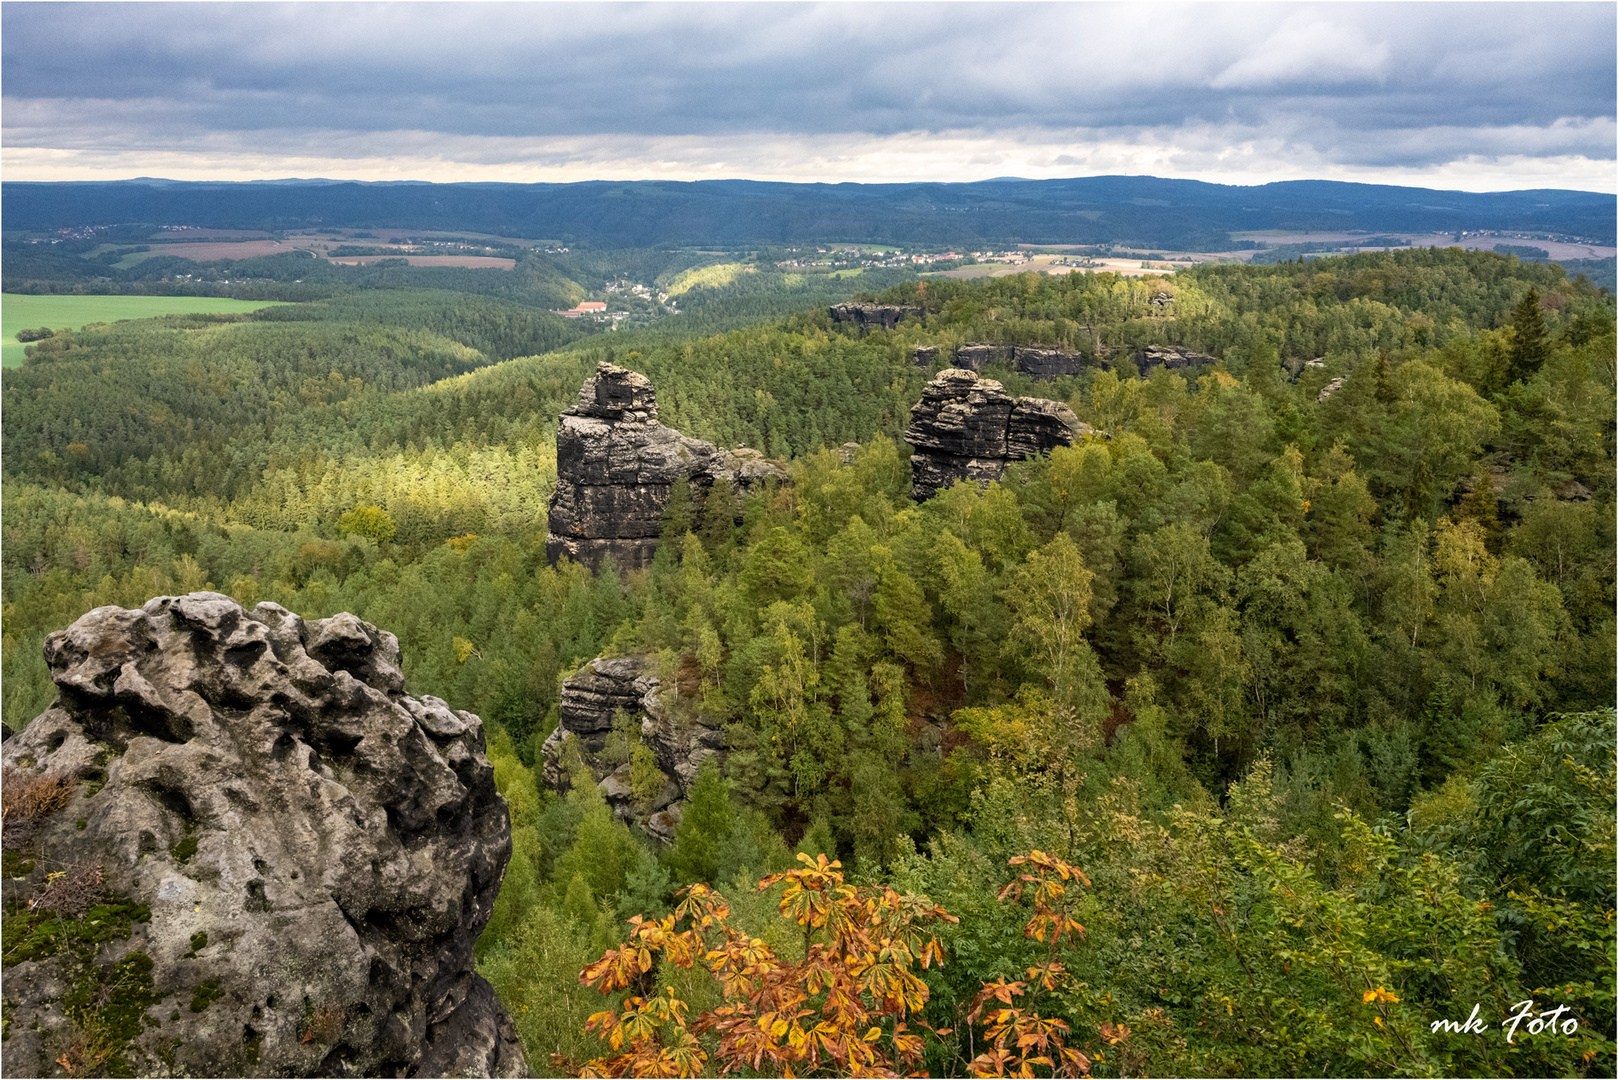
[3, 2, 1614, 191]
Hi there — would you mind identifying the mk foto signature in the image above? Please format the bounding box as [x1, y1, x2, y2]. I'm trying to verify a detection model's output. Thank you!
[1430, 1000, 1580, 1042]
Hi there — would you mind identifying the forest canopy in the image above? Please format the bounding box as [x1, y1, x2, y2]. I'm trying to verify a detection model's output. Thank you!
[3, 245, 1613, 1077]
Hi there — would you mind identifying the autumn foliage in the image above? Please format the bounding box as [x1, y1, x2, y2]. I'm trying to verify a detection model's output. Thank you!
[563, 850, 1104, 1078]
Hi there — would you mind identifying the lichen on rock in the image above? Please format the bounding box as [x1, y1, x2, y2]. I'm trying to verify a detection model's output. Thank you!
[0, 593, 524, 1078]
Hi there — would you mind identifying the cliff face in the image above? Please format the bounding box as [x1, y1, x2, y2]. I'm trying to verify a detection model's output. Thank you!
[1133, 344, 1217, 374]
[546, 364, 787, 572]
[540, 656, 723, 843]
[0, 594, 523, 1078]
[950, 343, 1088, 379]
[828, 303, 919, 334]
[943, 341, 1218, 379]
[903, 368, 1096, 500]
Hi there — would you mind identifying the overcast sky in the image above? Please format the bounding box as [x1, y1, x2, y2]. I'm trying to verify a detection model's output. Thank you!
[3, 2, 1614, 191]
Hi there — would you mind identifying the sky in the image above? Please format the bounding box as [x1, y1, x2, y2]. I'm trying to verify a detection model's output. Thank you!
[3, 1, 1615, 192]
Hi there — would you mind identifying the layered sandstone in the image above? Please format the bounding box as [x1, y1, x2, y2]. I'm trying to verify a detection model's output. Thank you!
[545, 364, 787, 572]
[903, 369, 1097, 501]
[540, 656, 723, 843]
[950, 342, 1089, 380]
[828, 303, 919, 334]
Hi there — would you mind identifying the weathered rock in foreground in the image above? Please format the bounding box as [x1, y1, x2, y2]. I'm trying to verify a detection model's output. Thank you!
[1, 594, 523, 1078]
[546, 364, 787, 572]
[903, 369, 1097, 500]
[828, 302, 919, 334]
[540, 656, 723, 842]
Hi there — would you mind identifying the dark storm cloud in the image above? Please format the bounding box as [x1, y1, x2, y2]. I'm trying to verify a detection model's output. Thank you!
[3, 3, 1613, 145]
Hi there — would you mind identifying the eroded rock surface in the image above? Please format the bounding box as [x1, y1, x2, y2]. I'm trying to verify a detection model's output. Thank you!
[0, 594, 523, 1078]
[540, 656, 722, 841]
[904, 369, 1097, 500]
[546, 364, 787, 572]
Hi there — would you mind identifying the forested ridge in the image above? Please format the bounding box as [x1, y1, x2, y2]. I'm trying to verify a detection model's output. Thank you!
[7, 177, 1613, 248]
[3, 246, 1613, 1077]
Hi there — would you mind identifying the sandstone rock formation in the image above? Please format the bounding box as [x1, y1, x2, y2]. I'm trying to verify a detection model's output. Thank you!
[828, 303, 919, 334]
[950, 342, 1089, 380]
[540, 656, 723, 843]
[546, 364, 787, 572]
[0, 594, 523, 1078]
[950, 343, 1012, 371]
[903, 369, 1097, 501]
[911, 345, 939, 368]
[1133, 344, 1217, 374]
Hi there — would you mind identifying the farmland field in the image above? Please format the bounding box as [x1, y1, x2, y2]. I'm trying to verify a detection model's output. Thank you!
[1, 294, 290, 367]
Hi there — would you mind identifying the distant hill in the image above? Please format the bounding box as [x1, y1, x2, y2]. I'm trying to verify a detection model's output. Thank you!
[4, 176, 1612, 250]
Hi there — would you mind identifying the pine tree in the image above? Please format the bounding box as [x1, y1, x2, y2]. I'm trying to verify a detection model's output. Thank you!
[1506, 287, 1550, 384]
[1372, 350, 1395, 404]
[664, 761, 736, 885]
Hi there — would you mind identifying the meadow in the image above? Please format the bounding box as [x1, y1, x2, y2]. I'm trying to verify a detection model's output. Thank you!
[1, 293, 289, 366]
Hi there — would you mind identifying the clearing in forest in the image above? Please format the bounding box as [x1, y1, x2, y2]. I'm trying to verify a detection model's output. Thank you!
[662, 261, 754, 296]
[1, 294, 290, 367]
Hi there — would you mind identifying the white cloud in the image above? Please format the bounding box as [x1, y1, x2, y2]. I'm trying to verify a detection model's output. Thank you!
[1210, 15, 1390, 88]
[1, 3, 1611, 188]
[5, 124, 1613, 192]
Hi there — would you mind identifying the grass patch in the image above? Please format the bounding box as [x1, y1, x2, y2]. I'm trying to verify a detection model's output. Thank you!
[1, 295, 291, 368]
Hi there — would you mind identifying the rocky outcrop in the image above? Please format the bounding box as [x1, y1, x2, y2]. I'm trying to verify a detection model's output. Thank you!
[912, 345, 939, 368]
[952, 343, 1014, 371]
[828, 303, 919, 334]
[0, 594, 523, 1078]
[903, 369, 1098, 501]
[540, 656, 722, 842]
[1133, 345, 1217, 374]
[546, 364, 787, 572]
[950, 343, 1089, 379]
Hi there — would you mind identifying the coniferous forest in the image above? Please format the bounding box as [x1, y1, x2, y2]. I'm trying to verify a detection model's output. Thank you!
[3, 247, 1614, 1077]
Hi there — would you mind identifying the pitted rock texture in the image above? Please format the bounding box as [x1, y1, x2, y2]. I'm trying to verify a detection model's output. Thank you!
[828, 303, 919, 334]
[546, 363, 787, 572]
[950, 343, 1089, 379]
[0, 594, 524, 1078]
[541, 656, 723, 839]
[904, 369, 1098, 501]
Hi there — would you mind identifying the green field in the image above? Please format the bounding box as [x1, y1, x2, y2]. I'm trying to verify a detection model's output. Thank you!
[1, 294, 290, 367]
